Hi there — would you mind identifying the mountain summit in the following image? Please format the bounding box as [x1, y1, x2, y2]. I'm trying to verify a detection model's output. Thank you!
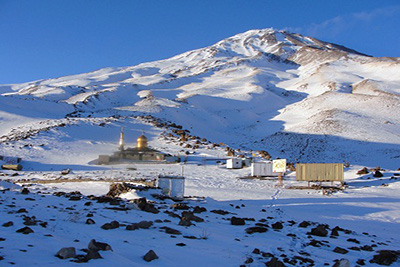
[0, 28, 399, 167]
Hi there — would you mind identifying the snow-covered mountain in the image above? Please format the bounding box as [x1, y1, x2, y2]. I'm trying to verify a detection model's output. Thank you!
[1, 28, 400, 167]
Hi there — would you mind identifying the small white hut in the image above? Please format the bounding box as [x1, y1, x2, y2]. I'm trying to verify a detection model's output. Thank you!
[226, 158, 242, 169]
[251, 161, 278, 177]
[157, 175, 185, 198]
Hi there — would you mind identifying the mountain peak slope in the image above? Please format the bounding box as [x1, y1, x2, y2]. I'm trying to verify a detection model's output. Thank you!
[1, 28, 399, 167]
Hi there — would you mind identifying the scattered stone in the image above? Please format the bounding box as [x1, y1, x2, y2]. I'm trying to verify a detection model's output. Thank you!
[272, 222, 283, 230]
[56, 247, 76, 259]
[231, 217, 245, 226]
[349, 246, 361, 251]
[210, 209, 230, 215]
[86, 249, 102, 260]
[176, 243, 186, 247]
[333, 247, 348, 254]
[39, 222, 48, 228]
[308, 240, 324, 247]
[331, 227, 339, 237]
[370, 250, 400, 266]
[61, 169, 71, 175]
[360, 245, 374, 251]
[88, 239, 112, 251]
[137, 221, 153, 229]
[332, 258, 350, 267]
[252, 248, 260, 254]
[16, 208, 27, 213]
[21, 188, 29, 195]
[101, 221, 119, 230]
[69, 196, 81, 201]
[161, 227, 181, 235]
[16, 227, 34, 234]
[373, 171, 384, 178]
[164, 210, 181, 218]
[192, 206, 207, 213]
[106, 183, 133, 198]
[299, 221, 311, 228]
[245, 257, 254, 264]
[86, 219, 95, 225]
[23, 216, 37, 226]
[178, 218, 193, 227]
[181, 211, 204, 222]
[356, 259, 365, 265]
[2, 221, 13, 227]
[347, 238, 360, 244]
[171, 203, 189, 210]
[245, 226, 268, 234]
[183, 235, 197, 239]
[133, 198, 159, 214]
[126, 224, 139, 231]
[309, 225, 328, 237]
[265, 257, 287, 267]
[84, 202, 92, 206]
[357, 167, 369, 175]
[143, 250, 158, 262]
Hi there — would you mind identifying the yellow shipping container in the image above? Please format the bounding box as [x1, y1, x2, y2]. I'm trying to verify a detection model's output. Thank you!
[296, 163, 344, 182]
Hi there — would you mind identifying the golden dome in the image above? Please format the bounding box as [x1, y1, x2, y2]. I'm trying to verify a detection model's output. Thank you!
[137, 134, 148, 149]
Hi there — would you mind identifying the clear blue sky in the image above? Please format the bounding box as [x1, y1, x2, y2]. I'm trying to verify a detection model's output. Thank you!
[1, 0, 400, 84]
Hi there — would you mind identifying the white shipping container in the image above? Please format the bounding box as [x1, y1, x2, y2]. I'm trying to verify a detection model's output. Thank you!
[226, 158, 242, 169]
[251, 162, 278, 177]
[157, 175, 185, 198]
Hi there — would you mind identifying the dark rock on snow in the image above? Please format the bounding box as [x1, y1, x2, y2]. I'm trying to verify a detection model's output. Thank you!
[101, 220, 119, 230]
[370, 250, 400, 266]
[16, 227, 34, 234]
[21, 188, 30, 195]
[88, 239, 112, 251]
[373, 171, 384, 178]
[231, 216, 245, 226]
[245, 226, 268, 234]
[56, 247, 76, 259]
[309, 224, 328, 237]
[333, 247, 349, 254]
[298, 221, 311, 228]
[86, 219, 95, 225]
[143, 250, 158, 262]
[2, 221, 13, 227]
[272, 221, 283, 230]
[332, 258, 350, 267]
[265, 256, 287, 267]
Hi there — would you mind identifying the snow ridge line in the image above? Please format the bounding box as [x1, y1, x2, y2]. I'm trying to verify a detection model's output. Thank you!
[0, 117, 117, 143]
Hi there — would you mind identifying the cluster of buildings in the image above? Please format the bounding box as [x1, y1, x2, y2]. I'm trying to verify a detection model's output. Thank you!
[98, 129, 174, 165]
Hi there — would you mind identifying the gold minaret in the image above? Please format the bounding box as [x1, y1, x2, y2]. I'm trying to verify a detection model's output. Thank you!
[119, 127, 125, 151]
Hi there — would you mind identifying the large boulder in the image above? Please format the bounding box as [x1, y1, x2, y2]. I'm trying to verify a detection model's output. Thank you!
[370, 250, 400, 266]
[265, 257, 287, 267]
[309, 225, 328, 237]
